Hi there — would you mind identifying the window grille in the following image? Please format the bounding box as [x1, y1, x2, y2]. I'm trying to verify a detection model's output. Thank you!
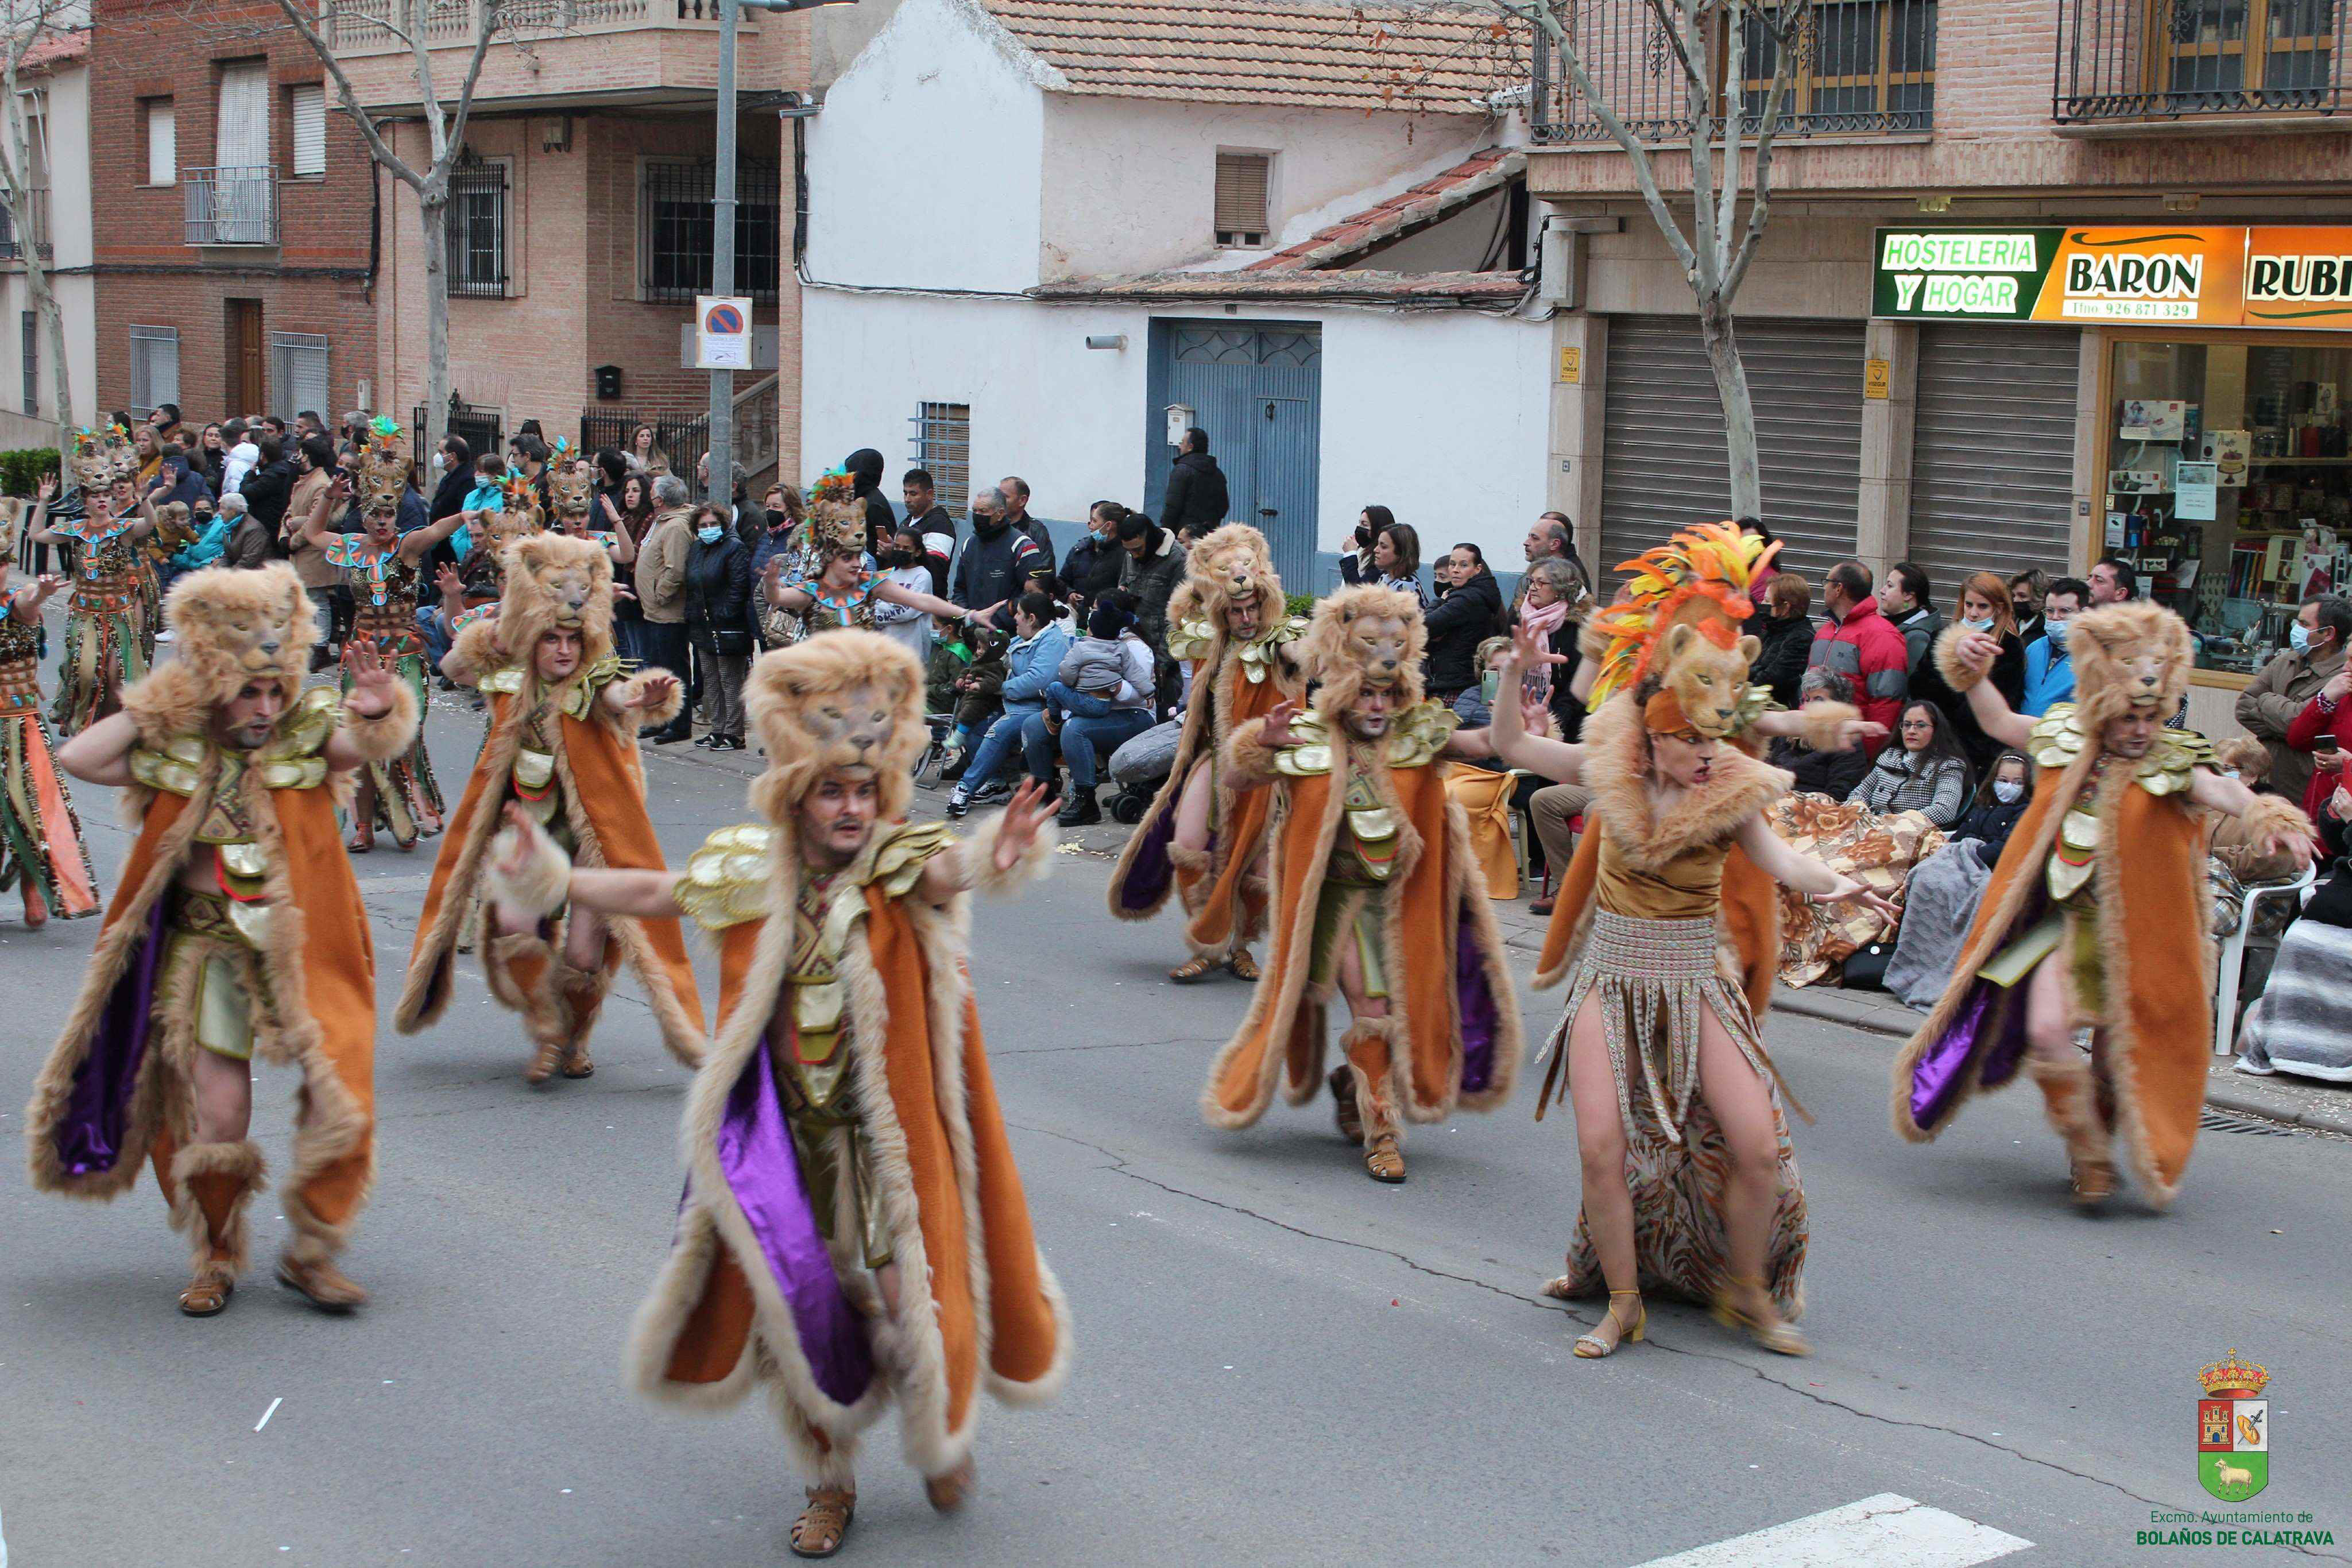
[911, 401, 971, 520]
[21, 310, 35, 417]
[130, 324, 180, 416]
[269, 331, 329, 423]
[1214, 153, 1270, 247]
[448, 153, 508, 298]
[290, 84, 326, 177]
[639, 159, 782, 304]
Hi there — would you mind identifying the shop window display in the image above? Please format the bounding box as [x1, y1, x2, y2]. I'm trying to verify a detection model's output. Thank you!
[2106, 339, 2352, 672]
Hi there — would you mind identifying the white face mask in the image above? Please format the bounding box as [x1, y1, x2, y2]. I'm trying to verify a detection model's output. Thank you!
[1993, 780, 2024, 803]
[1963, 616, 1994, 633]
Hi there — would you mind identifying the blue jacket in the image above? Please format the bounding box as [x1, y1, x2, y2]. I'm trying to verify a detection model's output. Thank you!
[2021, 635, 2075, 716]
[168, 514, 232, 571]
[997, 623, 1070, 716]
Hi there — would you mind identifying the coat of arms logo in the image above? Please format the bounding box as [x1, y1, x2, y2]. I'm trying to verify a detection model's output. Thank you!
[2198, 1349, 2269, 1501]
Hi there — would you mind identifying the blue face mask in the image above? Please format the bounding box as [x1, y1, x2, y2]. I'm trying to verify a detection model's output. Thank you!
[1963, 616, 1994, 633]
[697, 525, 724, 545]
[2046, 619, 2071, 651]
[2290, 622, 2312, 653]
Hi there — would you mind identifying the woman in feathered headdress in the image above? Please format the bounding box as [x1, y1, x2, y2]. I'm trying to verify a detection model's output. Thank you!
[31, 427, 153, 734]
[758, 468, 988, 642]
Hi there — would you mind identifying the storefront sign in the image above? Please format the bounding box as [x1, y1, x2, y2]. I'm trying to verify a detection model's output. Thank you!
[1873, 226, 2352, 328]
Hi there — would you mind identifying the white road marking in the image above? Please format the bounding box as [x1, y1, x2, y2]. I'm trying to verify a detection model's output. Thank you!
[254, 1397, 283, 1433]
[1631, 1493, 2031, 1568]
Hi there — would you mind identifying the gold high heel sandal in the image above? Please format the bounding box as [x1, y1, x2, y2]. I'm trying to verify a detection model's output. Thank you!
[1711, 1273, 1809, 1357]
[1574, 1291, 1646, 1358]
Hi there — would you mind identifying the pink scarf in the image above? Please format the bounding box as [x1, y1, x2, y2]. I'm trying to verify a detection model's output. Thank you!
[1519, 594, 1569, 703]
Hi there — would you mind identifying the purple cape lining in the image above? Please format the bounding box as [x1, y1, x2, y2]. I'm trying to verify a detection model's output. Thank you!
[55, 899, 168, 1177]
[1456, 904, 1502, 1093]
[1115, 806, 1179, 914]
[708, 1029, 875, 1406]
[1909, 892, 2041, 1128]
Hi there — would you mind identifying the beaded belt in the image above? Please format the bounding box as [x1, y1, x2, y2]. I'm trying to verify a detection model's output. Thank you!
[0, 654, 38, 712]
[71, 579, 134, 614]
[1585, 908, 1720, 981]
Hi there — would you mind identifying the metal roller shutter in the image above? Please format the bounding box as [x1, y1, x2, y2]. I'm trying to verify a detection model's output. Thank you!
[1600, 315, 1864, 589]
[1907, 324, 2081, 599]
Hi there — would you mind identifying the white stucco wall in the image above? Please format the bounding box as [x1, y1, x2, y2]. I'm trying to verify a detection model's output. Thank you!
[805, 0, 1049, 294]
[1039, 95, 1496, 281]
[799, 287, 1549, 572]
[0, 60, 97, 448]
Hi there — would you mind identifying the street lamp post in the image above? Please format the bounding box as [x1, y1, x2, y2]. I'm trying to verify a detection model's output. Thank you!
[710, 0, 850, 510]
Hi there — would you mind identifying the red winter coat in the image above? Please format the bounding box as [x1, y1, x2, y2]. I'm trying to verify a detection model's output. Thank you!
[2286, 691, 2352, 822]
[1805, 597, 1909, 755]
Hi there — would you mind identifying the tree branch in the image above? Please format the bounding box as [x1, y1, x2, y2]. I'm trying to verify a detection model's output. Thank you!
[1722, 1, 1799, 300]
[439, 0, 506, 169]
[1679, 0, 1719, 296]
[267, 0, 428, 191]
[1526, 0, 1699, 277]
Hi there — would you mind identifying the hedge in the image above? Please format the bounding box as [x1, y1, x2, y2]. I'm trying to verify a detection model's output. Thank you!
[0, 448, 60, 497]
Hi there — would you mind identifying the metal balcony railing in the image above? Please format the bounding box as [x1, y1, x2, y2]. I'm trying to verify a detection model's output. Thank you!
[0, 187, 51, 262]
[184, 167, 278, 246]
[2056, 0, 2347, 121]
[324, 0, 744, 52]
[1530, 0, 1937, 144]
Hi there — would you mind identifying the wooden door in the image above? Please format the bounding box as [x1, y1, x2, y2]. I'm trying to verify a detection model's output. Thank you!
[225, 297, 264, 415]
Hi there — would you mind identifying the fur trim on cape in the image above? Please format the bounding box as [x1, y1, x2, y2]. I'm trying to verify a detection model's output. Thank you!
[444, 617, 505, 689]
[1578, 695, 1790, 874]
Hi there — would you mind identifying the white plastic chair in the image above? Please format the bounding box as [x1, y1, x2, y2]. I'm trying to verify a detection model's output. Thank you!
[2214, 862, 2318, 1056]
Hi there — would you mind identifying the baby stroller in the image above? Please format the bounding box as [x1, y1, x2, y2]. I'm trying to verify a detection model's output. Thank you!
[913, 711, 959, 791]
[1105, 717, 1182, 825]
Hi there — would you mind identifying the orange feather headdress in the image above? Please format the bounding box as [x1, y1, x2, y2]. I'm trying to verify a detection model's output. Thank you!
[1584, 521, 1778, 708]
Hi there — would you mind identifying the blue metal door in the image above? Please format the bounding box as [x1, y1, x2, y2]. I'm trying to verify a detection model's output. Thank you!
[1150, 322, 1321, 593]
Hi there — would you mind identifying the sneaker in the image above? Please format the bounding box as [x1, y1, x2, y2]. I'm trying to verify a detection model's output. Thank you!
[154, 628, 175, 644]
[945, 786, 972, 819]
[714, 735, 743, 752]
[970, 778, 1013, 807]
[694, 733, 715, 748]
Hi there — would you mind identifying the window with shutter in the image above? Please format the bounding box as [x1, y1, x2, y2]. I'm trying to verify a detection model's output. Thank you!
[290, 84, 326, 177]
[22, 310, 37, 417]
[129, 325, 180, 416]
[911, 402, 971, 520]
[145, 100, 175, 186]
[215, 61, 269, 171]
[1214, 152, 1270, 248]
[269, 331, 329, 423]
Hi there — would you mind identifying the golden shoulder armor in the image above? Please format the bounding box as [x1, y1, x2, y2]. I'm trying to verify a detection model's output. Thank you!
[676, 822, 775, 931]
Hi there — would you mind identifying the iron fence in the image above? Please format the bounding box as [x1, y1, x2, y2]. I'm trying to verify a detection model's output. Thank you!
[185, 167, 278, 246]
[416, 395, 504, 463]
[2056, 0, 2347, 119]
[581, 376, 781, 496]
[1530, 0, 1937, 142]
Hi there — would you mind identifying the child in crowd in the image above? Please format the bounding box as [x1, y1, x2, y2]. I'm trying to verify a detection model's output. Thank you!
[1947, 750, 2033, 865]
[936, 624, 1007, 783]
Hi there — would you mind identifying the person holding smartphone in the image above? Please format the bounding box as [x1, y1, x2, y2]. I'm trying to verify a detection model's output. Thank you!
[2285, 646, 2352, 827]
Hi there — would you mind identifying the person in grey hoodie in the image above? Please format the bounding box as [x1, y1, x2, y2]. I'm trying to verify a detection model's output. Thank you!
[1027, 595, 1157, 825]
[947, 590, 1069, 818]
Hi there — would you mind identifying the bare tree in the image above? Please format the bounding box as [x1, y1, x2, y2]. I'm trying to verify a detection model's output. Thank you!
[1383, 0, 1806, 517]
[0, 0, 88, 466]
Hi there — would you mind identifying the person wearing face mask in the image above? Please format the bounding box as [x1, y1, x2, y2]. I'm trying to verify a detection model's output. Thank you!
[2007, 570, 2048, 647]
[871, 526, 939, 663]
[2238, 593, 2350, 809]
[2020, 578, 2086, 717]
[684, 503, 757, 751]
[1060, 500, 1129, 623]
[1910, 571, 2026, 774]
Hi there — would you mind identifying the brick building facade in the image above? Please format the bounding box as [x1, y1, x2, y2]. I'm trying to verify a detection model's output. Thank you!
[90, 0, 377, 425]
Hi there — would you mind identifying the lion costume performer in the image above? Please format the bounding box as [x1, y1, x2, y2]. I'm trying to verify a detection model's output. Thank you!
[483, 629, 1069, 1558]
[1, 524, 99, 926]
[1894, 602, 2312, 1209]
[44, 426, 149, 735]
[25, 563, 418, 1313]
[397, 532, 703, 1083]
[1202, 585, 1523, 1183]
[1107, 524, 1304, 982]
[318, 418, 454, 849]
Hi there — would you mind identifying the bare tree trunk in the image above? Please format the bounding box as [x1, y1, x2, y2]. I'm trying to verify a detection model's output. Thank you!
[418, 189, 448, 458]
[28, 258, 74, 453]
[1700, 299, 1762, 518]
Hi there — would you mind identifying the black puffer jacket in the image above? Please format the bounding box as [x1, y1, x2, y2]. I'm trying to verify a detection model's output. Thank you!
[1422, 568, 1503, 697]
[1160, 450, 1229, 533]
[684, 531, 755, 655]
[1753, 610, 1814, 710]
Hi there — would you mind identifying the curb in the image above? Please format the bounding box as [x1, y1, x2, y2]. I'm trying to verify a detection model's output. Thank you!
[1773, 985, 2352, 1136]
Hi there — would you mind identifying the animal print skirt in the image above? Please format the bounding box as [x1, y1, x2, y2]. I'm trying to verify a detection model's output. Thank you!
[1544, 909, 1808, 1318]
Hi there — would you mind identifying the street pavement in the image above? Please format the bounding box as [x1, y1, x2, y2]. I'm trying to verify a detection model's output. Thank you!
[3, 682, 2350, 1568]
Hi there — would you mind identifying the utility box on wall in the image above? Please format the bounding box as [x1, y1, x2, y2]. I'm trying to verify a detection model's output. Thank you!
[1164, 402, 1195, 448]
[594, 364, 623, 401]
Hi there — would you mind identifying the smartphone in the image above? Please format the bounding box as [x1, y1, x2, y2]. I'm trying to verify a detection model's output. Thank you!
[1480, 668, 1502, 705]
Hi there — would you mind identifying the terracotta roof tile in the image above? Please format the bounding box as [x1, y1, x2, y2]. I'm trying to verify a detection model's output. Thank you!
[980, 0, 1527, 114]
[22, 28, 90, 71]
[1247, 145, 1521, 269]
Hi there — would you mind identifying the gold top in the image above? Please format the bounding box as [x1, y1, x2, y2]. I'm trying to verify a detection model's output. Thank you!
[2028, 702, 2209, 794]
[1271, 699, 1457, 779]
[479, 653, 623, 719]
[1594, 828, 1734, 923]
[128, 687, 338, 797]
[677, 818, 957, 934]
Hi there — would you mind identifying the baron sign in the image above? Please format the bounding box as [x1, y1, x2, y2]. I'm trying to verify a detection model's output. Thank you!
[1874, 226, 2352, 329]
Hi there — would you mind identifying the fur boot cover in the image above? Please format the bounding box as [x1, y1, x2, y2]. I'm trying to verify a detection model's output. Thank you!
[167, 1138, 269, 1280]
[1106, 526, 1301, 959]
[628, 814, 1070, 1483]
[1200, 694, 1522, 1132]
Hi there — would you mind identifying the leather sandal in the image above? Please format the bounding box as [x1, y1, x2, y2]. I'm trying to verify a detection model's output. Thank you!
[2069, 1153, 2116, 1206]
[1328, 1066, 1363, 1144]
[277, 1254, 368, 1314]
[1226, 950, 1259, 981]
[1363, 1132, 1406, 1184]
[524, 1040, 564, 1085]
[924, 1459, 974, 1514]
[789, 1486, 855, 1559]
[1711, 1274, 1808, 1357]
[559, 1042, 594, 1079]
[179, 1274, 234, 1317]
[1169, 953, 1220, 983]
[1574, 1291, 1646, 1358]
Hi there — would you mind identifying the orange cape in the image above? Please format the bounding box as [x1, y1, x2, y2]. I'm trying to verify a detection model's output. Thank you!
[397, 679, 703, 1060]
[628, 830, 1068, 1478]
[1202, 725, 1521, 1128]
[26, 756, 376, 1250]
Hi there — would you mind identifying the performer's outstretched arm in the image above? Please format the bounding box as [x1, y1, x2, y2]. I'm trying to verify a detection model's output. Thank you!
[57, 711, 139, 785]
[1946, 629, 2035, 751]
[489, 803, 685, 918]
[2189, 767, 2316, 870]
[322, 641, 414, 773]
[913, 777, 1059, 904]
[1490, 621, 1585, 780]
[1735, 813, 1902, 921]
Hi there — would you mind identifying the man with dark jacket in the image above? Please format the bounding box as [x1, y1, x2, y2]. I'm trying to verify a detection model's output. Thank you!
[1059, 501, 1128, 621]
[902, 467, 957, 594]
[1117, 511, 1187, 678]
[1752, 572, 1815, 710]
[1160, 429, 1229, 534]
[951, 489, 1045, 630]
[846, 447, 897, 558]
[999, 475, 1057, 583]
[238, 433, 296, 536]
[427, 435, 473, 521]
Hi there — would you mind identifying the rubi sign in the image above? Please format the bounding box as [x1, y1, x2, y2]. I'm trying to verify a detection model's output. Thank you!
[1874, 226, 2352, 328]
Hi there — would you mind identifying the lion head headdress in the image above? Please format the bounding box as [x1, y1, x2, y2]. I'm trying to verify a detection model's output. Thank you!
[547, 438, 595, 525]
[745, 630, 927, 828]
[2070, 600, 2192, 732]
[355, 416, 411, 520]
[1582, 521, 1771, 741]
[144, 562, 316, 719]
[493, 532, 614, 665]
[1167, 523, 1285, 643]
[70, 424, 137, 495]
[799, 467, 869, 570]
[498, 469, 545, 533]
[1302, 584, 1425, 718]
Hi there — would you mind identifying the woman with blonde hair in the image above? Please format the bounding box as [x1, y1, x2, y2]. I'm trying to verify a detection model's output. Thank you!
[1913, 569, 2025, 773]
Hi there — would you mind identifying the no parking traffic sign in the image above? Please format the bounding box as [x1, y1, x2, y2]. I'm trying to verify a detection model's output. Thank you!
[695, 295, 754, 370]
